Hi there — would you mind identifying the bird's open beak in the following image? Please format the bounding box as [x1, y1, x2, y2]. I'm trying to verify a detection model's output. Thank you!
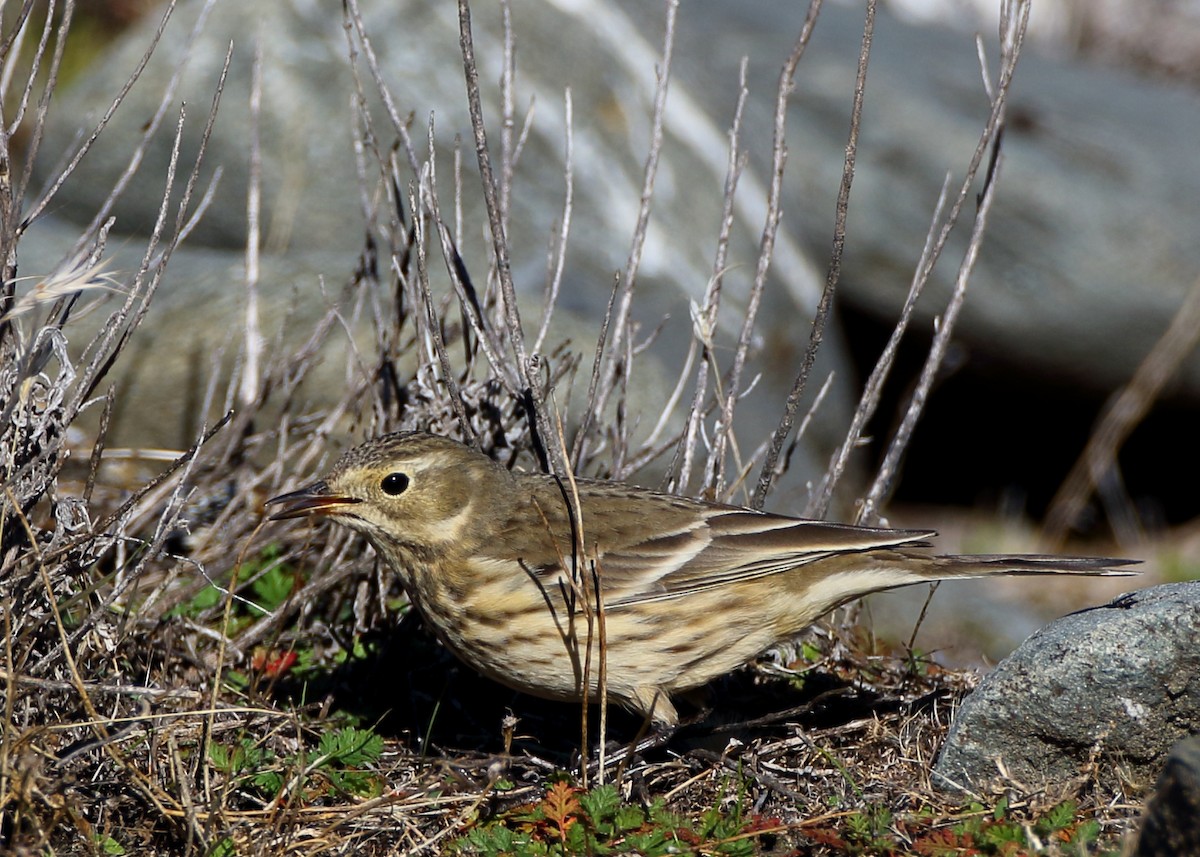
[265, 481, 362, 520]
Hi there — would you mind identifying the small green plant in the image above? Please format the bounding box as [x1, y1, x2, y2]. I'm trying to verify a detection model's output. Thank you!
[167, 544, 305, 625]
[208, 725, 385, 802]
[844, 805, 895, 854]
[207, 838, 237, 857]
[248, 565, 295, 615]
[930, 799, 1102, 854]
[315, 726, 386, 798]
[803, 798, 1105, 856]
[209, 736, 284, 798]
[93, 832, 125, 854]
[782, 640, 825, 692]
[166, 583, 224, 619]
[904, 646, 933, 677]
[288, 635, 374, 681]
[448, 780, 779, 856]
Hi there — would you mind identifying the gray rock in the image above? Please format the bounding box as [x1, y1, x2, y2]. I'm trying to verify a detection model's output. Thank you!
[18, 215, 678, 457]
[30, 1, 1200, 494]
[34, 0, 830, 354]
[933, 582, 1200, 793]
[30, 0, 856, 491]
[666, 0, 1200, 398]
[1135, 734, 1200, 857]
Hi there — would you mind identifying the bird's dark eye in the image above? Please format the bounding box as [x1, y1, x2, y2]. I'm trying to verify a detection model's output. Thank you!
[381, 472, 409, 496]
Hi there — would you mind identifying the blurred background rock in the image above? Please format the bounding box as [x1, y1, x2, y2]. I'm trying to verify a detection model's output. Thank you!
[23, 0, 1198, 515]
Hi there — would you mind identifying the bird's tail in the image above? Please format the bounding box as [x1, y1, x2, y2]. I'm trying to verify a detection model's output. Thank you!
[929, 554, 1139, 578]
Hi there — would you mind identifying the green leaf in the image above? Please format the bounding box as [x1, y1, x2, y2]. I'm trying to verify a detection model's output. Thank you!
[209, 739, 262, 775]
[166, 584, 223, 619]
[846, 811, 872, 840]
[250, 565, 298, 614]
[207, 838, 237, 857]
[565, 819, 598, 853]
[251, 769, 284, 797]
[95, 834, 125, 855]
[319, 726, 383, 767]
[978, 820, 1025, 847]
[326, 768, 384, 798]
[208, 743, 232, 771]
[456, 823, 516, 855]
[613, 804, 646, 832]
[716, 836, 757, 857]
[1037, 801, 1079, 835]
[646, 798, 685, 832]
[622, 829, 671, 856]
[579, 784, 620, 825]
[1072, 819, 1101, 845]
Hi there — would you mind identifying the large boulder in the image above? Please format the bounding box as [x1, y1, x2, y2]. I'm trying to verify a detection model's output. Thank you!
[934, 582, 1200, 792]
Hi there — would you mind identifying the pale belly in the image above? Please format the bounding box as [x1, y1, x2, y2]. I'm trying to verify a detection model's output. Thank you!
[414, 572, 783, 712]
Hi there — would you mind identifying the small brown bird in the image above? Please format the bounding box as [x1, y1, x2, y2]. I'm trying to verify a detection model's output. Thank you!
[267, 431, 1136, 725]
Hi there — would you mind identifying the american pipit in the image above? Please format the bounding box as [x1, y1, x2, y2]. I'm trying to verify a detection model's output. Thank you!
[267, 431, 1136, 725]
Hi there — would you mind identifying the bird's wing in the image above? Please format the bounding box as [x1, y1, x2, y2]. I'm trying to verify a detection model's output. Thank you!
[507, 476, 933, 608]
[601, 509, 934, 607]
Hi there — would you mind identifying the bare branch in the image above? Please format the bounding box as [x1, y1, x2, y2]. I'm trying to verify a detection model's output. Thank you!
[458, 0, 557, 463]
[750, 0, 847, 511]
[1044, 273, 1200, 545]
[591, 0, 679, 435]
[858, 0, 1030, 523]
[862, 163, 1002, 522]
[22, 0, 194, 236]
[342, 0, 420, 175]
[674, 58, 750, 494]
[533, 88, 573, 356]
[810, 174, 952, 524]
[240, 36, 265, 411]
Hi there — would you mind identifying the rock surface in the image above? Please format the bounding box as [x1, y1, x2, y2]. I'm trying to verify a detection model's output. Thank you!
[24, 1, 1200, 508]
[29, 0, 851, 489]
[44, 1, 1200, 397]
[665, 0, 1200, 399]
[933, 581, 1200, 793]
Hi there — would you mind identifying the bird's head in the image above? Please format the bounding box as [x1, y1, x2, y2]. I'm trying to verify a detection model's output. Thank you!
[266, 432, 512, 552]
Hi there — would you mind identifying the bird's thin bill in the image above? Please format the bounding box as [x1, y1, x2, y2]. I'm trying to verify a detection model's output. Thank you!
[265, 482, 361, 520]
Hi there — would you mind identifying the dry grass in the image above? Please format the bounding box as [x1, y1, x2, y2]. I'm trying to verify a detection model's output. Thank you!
[0, 0, 1150, 853]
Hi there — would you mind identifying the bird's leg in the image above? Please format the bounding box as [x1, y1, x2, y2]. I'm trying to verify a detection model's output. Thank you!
[591, 721, 680, 779]
[628, 686, 679, 727]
